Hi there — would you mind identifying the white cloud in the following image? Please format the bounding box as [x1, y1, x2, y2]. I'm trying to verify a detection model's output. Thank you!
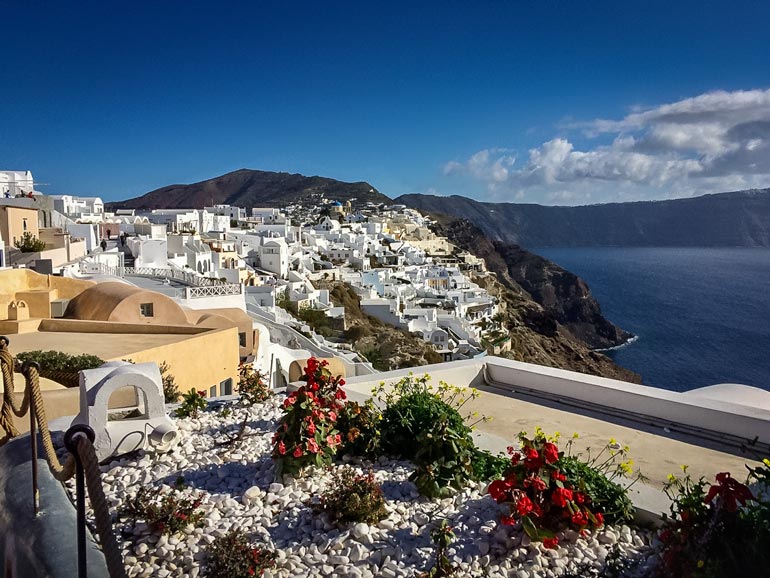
[445, 88, 770, 204]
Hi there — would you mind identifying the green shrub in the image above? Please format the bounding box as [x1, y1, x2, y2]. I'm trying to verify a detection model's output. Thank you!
[121, 483, 204, 535]
[410, 416, 475, 498]
[158, 361, 181, 404]
[336, 399, 382, 457]
[317, 467, 388, 525]
[238, 363, 271, 405]
[376, 375, 469, 460]
[175, 389, 207, 418]
[16, 350, 104, 373]
[205, 529, 277, 578]
[557, 456, 634, 524]
[470, 449, 510, 481]
[14, 232, 46, 253]
[375, 375, 490, 497]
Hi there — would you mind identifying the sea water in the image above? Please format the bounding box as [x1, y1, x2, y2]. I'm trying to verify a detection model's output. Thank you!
[534, 247, 770, 392]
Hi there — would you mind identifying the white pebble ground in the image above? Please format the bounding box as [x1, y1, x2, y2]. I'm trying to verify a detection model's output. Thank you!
[61, 396, 659, 578]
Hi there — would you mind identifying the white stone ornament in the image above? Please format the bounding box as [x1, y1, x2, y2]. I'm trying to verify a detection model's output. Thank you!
[73, 361, 179, 461]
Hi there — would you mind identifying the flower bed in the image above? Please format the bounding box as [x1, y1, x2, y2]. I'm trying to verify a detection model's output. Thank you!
[60, 392, 658, 578]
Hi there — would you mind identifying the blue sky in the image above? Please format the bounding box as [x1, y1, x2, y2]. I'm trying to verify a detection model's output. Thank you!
[2, 0, 770, 204]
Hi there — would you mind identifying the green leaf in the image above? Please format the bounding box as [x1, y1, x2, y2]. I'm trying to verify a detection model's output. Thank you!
[522, 515, 540, 540]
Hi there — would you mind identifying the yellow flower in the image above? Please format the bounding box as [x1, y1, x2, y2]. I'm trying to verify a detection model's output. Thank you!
[572, 432, 580, 440]
[763, 458, 770, 468]
[609, 437, 617, 446]
[680, 464, 689, 473]
[697, 560, 705, 569]
[667, 474, 676, 482]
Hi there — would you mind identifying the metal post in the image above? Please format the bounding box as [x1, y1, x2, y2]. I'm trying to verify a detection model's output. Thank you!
[30, 409, 39, 516]
[21, 360, 40, 517]
[64, 424, 96, 578]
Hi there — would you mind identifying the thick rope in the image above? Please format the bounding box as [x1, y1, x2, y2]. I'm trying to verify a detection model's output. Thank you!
[0, 342, 126, 578]
[76, 434, 129, 578]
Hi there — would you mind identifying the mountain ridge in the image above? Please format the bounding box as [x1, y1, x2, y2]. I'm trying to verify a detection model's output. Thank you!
[106, 169, 391, 210]
[397, 188, 770, 247]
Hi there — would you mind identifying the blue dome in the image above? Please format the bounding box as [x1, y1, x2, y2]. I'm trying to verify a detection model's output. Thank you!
[332, 201, 342, 206]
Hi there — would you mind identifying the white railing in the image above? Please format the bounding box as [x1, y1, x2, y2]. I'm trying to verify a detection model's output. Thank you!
[185, 284, 243, 299]
[84, 262, 228, 287]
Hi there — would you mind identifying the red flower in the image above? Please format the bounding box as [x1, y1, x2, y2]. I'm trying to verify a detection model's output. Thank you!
[277, 441, 287, 455]
[307, 421, 316, 435]
[307, 439, 320, 454]
[338, 379, 345, 386]
[551, 487, 573, 508]
[571, 511, 588, 527]
[516, 494, 534, 516]
[525, 447, 539, 460]
[500, 515, 517, 526]
[326, 434, 338, 447]
[542, 442, 559, 464]
[328, 411, 337, 422]
[552, 471, 567, 482]
[542, 537, 559, 549]
[335, 389, 346, 400]
[574, 492, 586, 504]
[489, 479, 511, 502]
[705, 471, 754, 512]
[510, 452, 521, 466]
[594, 512, 604, 527]
[524, 476, 547, 492]
[197, 390, 206, 397]
[293, 446, 303, 458]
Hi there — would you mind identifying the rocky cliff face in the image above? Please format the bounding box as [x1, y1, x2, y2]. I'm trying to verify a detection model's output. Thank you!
[431, 217, 639, 382]
[399, 188, 770, 247]
[108, 169, 390, 210]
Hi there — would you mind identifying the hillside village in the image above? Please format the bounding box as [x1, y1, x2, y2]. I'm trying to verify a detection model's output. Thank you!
[1, 170, 507, 383]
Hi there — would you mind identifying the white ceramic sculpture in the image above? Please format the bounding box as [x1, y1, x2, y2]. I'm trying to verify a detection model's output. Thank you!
[74, 361, 179, 461]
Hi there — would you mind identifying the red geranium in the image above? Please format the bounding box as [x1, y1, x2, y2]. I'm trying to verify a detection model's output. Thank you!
[542, 442, 559, 464]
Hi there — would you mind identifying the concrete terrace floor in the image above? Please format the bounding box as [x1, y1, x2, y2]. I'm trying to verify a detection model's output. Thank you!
[344, 380, 764, 492]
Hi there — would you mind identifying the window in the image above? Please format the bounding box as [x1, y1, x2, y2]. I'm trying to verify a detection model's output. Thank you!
[209, 385, 217, 397]
[220, 378, 233, 396]
[139, 303, 154, 317]
[238, 332, 246, 347]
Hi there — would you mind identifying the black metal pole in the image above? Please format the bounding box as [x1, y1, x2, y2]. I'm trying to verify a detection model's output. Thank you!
[30, 409, 38, 516]
[74, 448, 87, 578]
[64, 424, 95, 578]
[21, 360, 41, 517]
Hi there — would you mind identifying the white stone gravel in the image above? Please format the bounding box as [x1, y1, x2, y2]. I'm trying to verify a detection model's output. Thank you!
[60, 396, 658, 578]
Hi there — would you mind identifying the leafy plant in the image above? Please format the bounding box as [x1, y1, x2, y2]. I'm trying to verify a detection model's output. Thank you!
[238, 363, 271, 405]
[488, 428, 605, 548]
[375, 374, 490, 497]
[375, 374, 484, 460]
[175, 389, 207, 418]
[410, 415, 476, 498]
[14, 231, 46, 252]
[205, 529, 277, 578]
[336, 399, 382, 457]
[655, 460, 770, 578]
[557, 433, 643, 524]
[316, 467, 388, 525]
[419, 520, 458, 578]
[272, 358, 346, 477]
[15, 350, 104, 373]
[121, 483, 204, 535]
[158, 361, 181, 404]
[470, 448, 511, 481]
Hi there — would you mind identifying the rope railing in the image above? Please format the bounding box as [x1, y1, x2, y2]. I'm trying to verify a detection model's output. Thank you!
[0, 339, 128, 578]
